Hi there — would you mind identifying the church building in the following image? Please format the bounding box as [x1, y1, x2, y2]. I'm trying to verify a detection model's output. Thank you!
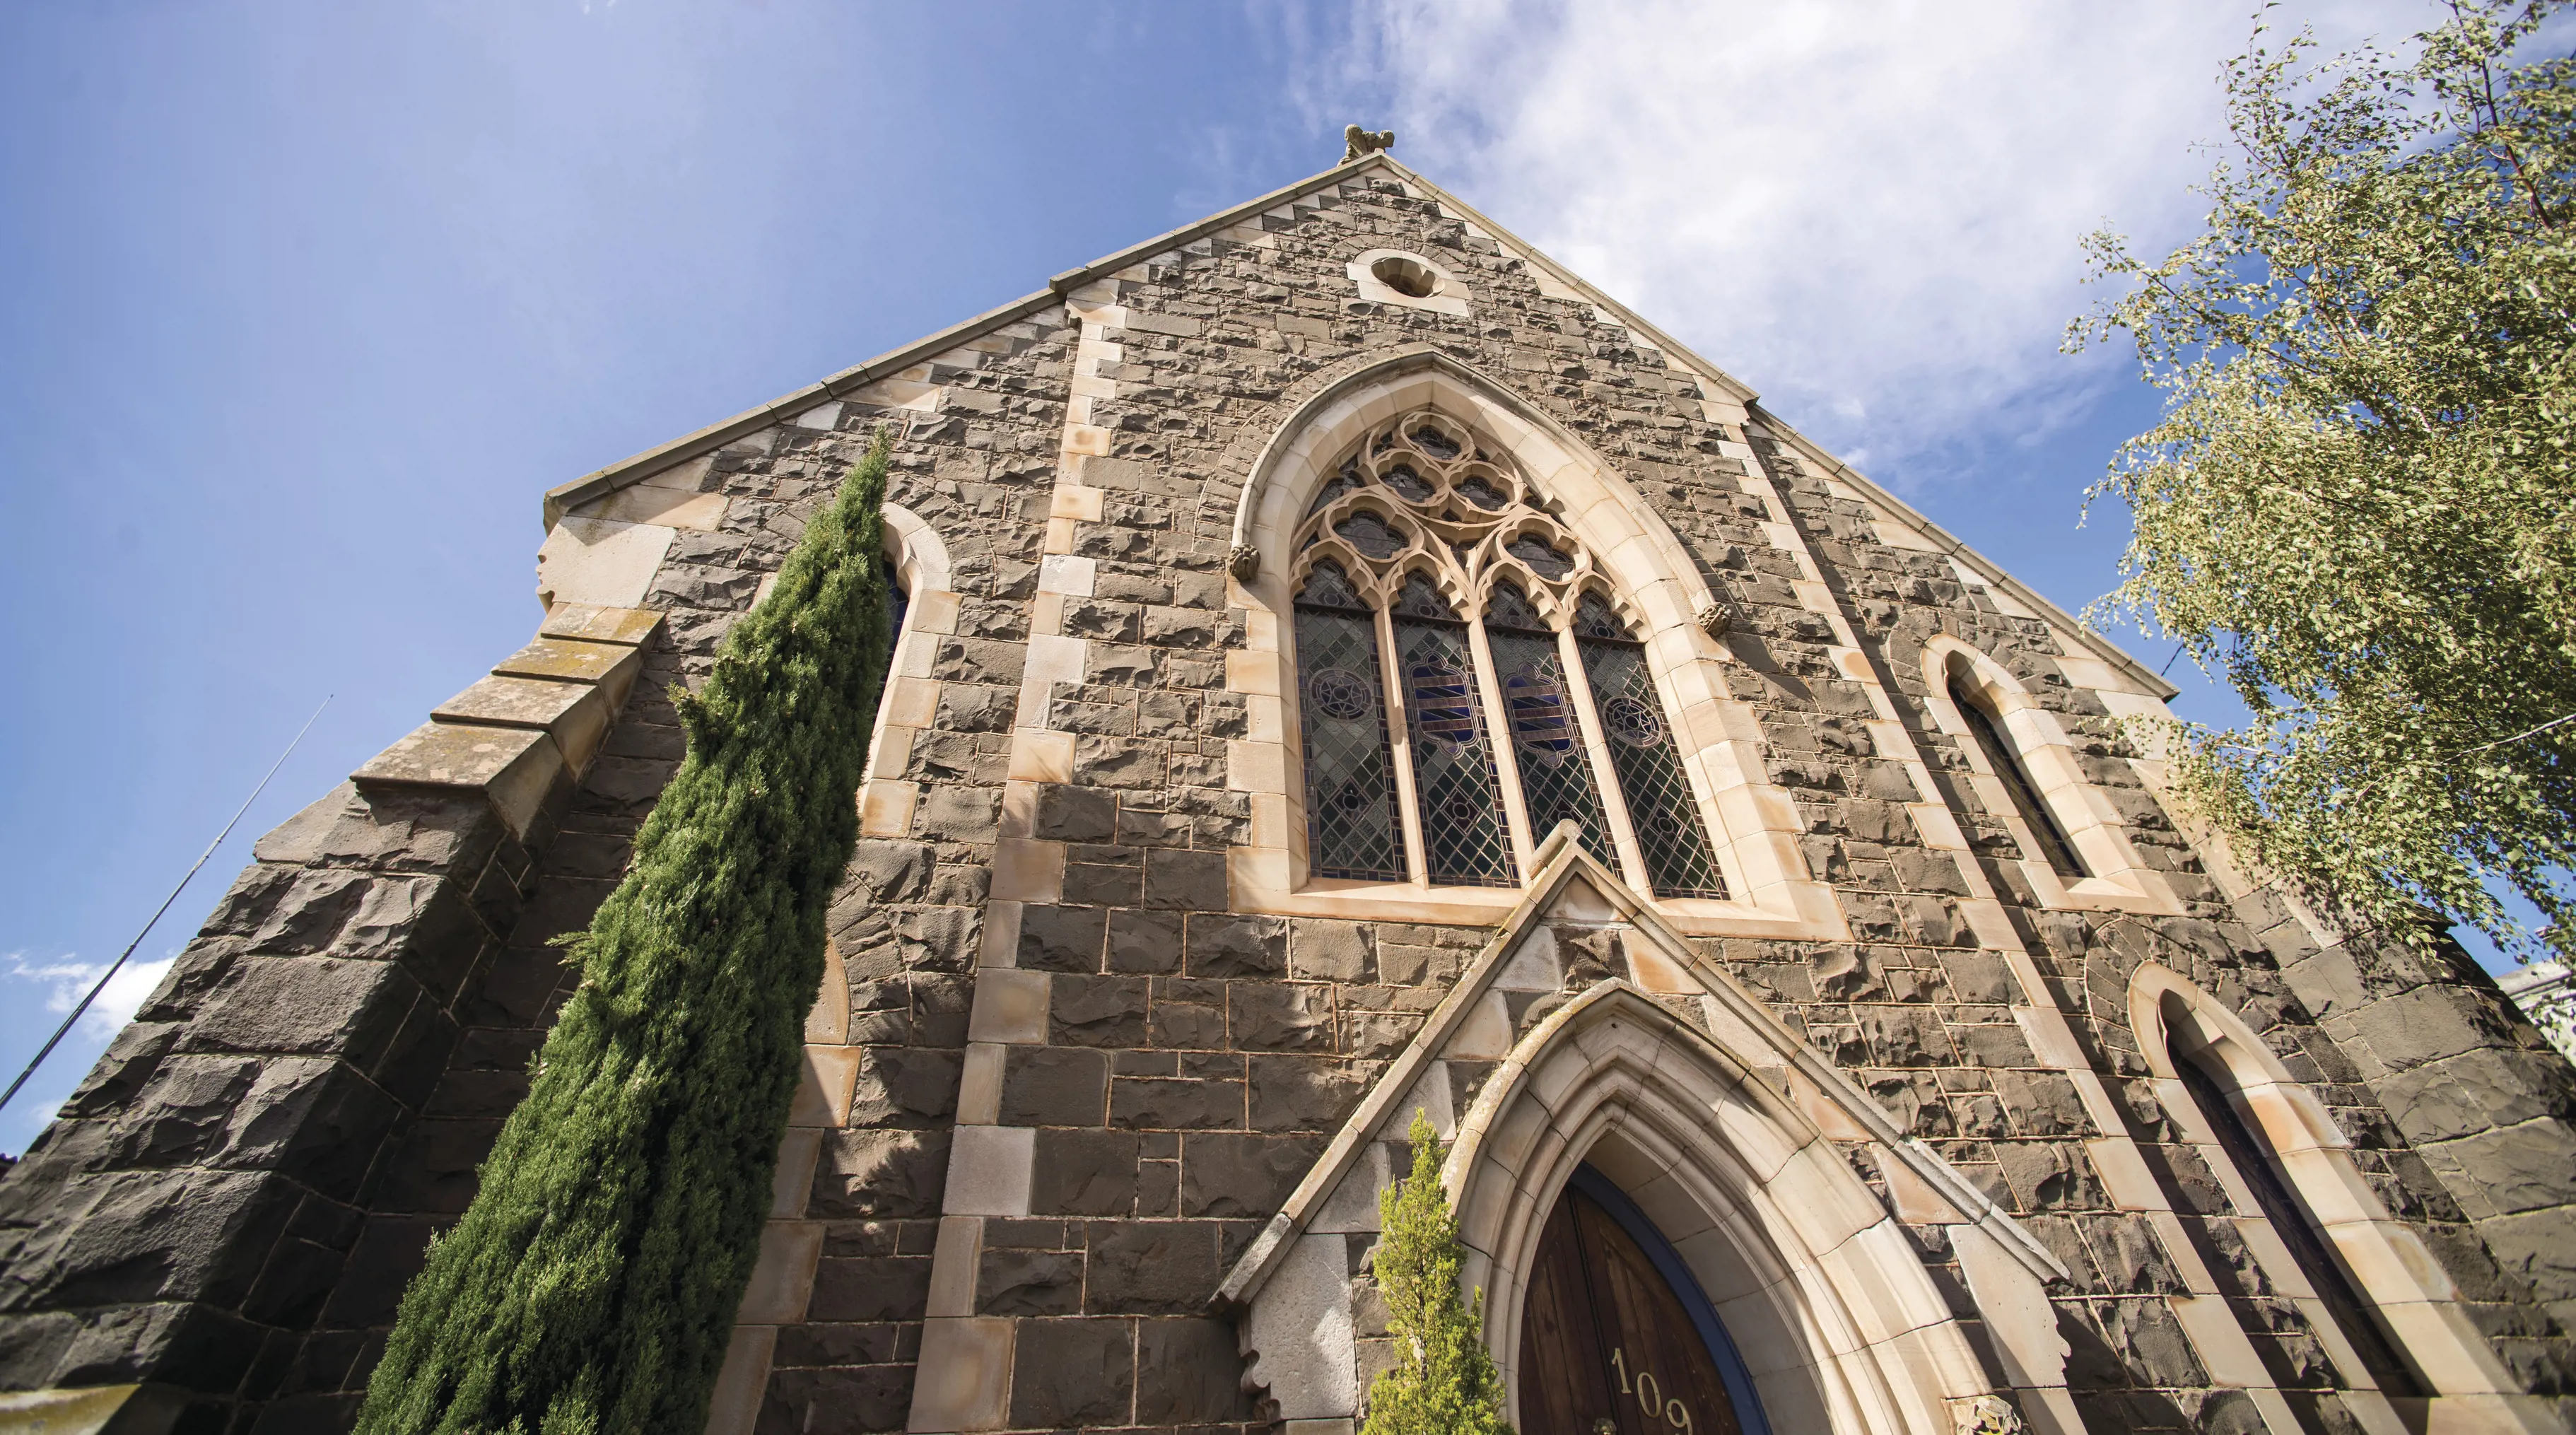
[5, 139, 2575, 1435]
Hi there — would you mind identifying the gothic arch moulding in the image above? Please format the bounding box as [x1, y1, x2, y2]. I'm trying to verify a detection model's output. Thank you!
[1221, 348, 1839, 939]
[1220, 838, 2080, 1435]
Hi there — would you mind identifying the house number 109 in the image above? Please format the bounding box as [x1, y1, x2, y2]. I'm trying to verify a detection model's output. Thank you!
[1609, 1347, 1692, 1432]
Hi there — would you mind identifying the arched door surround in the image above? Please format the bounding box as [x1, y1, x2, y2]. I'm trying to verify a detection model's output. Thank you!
[1223, 346, 1843, 940]
[1916, 636, 2180, 916]
[1224, 833, 2078, 1435]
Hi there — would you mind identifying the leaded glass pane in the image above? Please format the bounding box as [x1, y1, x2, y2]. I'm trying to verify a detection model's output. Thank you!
[1393, 588, 1516, 886]
[1335, 510, 1405, 559]
[1391, 572, 1454, 621]
[1506, 534, 1575, 579]
[1488, 626, 1615, 866]
[1578, 637, 1728, 898]
[1572, 590, 1629, 640]
[1296, 570, 1404, 882]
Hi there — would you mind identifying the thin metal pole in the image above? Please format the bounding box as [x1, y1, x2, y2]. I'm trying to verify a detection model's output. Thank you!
[0, 696, 332, 1118]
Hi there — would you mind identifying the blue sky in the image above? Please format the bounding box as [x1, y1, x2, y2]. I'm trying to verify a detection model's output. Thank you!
[0, 0, 2460, 1151]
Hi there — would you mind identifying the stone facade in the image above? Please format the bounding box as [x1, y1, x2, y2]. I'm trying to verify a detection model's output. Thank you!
[5, 151, 2575, 1435]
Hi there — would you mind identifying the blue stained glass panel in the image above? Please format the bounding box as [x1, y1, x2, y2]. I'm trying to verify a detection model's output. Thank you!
[1488, 627, 1615, 866]
[1295, 576, 1405, 881]
[1393, 612, 1517, 887]
[1577, 637, 1728, 898]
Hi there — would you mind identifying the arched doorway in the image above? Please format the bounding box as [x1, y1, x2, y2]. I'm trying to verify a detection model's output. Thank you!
[1519, 1166, 1769, 1435]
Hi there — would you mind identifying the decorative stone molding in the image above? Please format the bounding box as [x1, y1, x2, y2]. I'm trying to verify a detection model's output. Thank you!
[1915, 635, 2182, 916]
[1345, 248, 1469, 317]
[1220, 347, 1844, 939]
[1226, 834, 2072, 1435]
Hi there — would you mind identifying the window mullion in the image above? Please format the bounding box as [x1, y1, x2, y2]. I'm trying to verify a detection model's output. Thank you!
[1376, 602, 1432, 888]
[1556, 626, 1655, 894]
[1468, 619, 1540, 874]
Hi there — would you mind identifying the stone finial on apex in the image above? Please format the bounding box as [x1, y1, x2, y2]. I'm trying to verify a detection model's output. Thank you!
[1343, 124, 1395, 162]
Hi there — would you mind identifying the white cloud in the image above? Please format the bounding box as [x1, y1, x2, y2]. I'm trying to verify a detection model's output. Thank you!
[1321, 0, 2433, 485]
[8, 953, 177, 1043]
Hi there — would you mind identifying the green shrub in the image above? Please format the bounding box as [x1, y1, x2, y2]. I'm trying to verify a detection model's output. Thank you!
[355, 430, 897, 1435]
[1361, 1111, 1516, 1435]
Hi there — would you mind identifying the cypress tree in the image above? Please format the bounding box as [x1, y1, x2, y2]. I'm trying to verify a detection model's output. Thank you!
[1359, 1112, 1516, 1435]
[355, 430, 899, 1435]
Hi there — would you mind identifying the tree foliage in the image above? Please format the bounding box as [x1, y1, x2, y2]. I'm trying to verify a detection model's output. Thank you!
[2071, 0, 2576, 959]
[1360, 1112, 1515, 1435]
[355, 430, 896, 1434]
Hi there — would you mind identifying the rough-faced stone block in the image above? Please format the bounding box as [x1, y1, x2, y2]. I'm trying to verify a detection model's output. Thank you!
[1019, 906, 1108, 973]
[1249, 1055, 1371, 1132]
[915, 787, 1000, 845]
[1143, 848, 1228, 910]
[1289, 920, 1373, 983]
[1186, 914, 1287, 978]
[1007, 1316, 1135, 1429]
[807, 1255, 932, 1323]
[1136, 1316, 1251, 1422]
[848, 1047, 962, 1129]
[1084, 1220, 1219, 1314]
[1106, 910, 1182, 975]
[1231, 983, 1335, 1053]
[1111, 1076, 1243, 1131]
[182, 956, 417, 1065]
[1029, 1130, 1139, 1217]
[1050, 975, 1148, 1048]
[979, 1246, 1083, 1318]
[1000, 1047, 1109, 1128]
[809, 1130, 950, 1219]
[1180, 1132, 1323, 1219]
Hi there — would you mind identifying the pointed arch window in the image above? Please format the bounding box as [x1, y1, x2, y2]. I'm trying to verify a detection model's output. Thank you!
[1287, 408, 1725, 899]
[1948, 673, 2088, 879]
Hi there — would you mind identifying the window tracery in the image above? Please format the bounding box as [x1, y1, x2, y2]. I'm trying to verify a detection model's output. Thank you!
[1288, 408, 1726, 899]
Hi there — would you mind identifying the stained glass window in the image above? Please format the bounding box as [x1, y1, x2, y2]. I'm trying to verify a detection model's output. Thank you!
[1484, 582, 1615, 867]
[1294, 563, 1405, 881]
[1291, 409, 1728, 901]
[1391, 575, 1517, 886]
[1950, 676, 2088, 879]
[1574, 594, 1728, 899]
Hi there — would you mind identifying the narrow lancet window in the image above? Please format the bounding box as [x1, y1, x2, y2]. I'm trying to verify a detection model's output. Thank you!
[1391, 573, 1516, 886]
[2173, 1058, 2422, 1395]
[1573, 594, 1726, 898]
[1483, 581, 1613, 865]
[1294, 562, 1405, 881]
[1949, 676, 2087, 879]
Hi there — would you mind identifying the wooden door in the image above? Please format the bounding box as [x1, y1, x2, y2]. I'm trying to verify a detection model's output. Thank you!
[1516, 1179, 1750, 1435]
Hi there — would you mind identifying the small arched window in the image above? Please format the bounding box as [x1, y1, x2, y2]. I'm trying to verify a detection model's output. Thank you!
[1287, 409, 1725, 898]
[2171, 1049, 2424, 1397]
[1946, 672, 2087, 879]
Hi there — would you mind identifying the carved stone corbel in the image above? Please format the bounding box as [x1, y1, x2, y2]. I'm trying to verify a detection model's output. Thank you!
[1227, 544, 1261, 582]
[1694, 599, 1733, 639]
